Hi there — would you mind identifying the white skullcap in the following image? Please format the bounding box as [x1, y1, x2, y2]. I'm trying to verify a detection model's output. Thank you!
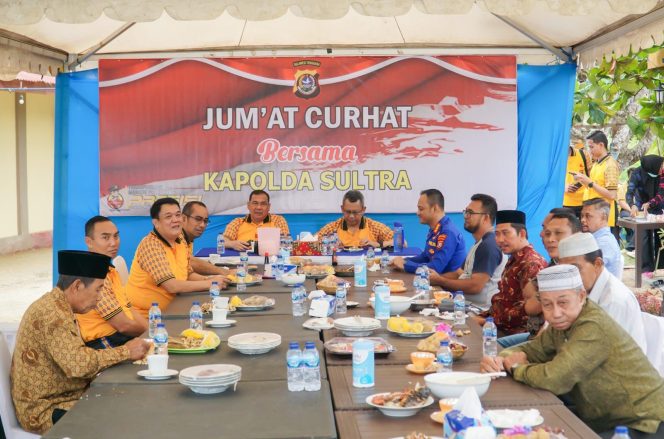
[558, 233, 599, 259]
[537, 264, 584, 292]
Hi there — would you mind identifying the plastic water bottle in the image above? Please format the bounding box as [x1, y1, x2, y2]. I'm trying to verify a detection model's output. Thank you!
[611, 426, 630, 439]
[380, 249, 390, 274]
[189, 301, 203, 330]
[153, 323, 168, 355]
[236, 262, 247, 292]
[354, 255, 367, 287]
[454, 292, 466, 326]
[216, 233, 225, 254]
[275, 253, 284, 281]
[482, 317, 498, 357]
[286, 342, 304, 391]
[331, 233, 339, 251]
[240, 252, 249, 276]
[366, 246, 375, 261]
[393, 222, 404, 253]
[148, 302, 161, 338]
[436, 340, 453, 373]
[209, 281, 220, 301]
[335, 282, 347, 315]
[302, 341, 321, 391]
[414, 266, 424, 290]
[291, 283, 306, 316]
[322, 235, 330, 256]
[419, 268, 431, 301]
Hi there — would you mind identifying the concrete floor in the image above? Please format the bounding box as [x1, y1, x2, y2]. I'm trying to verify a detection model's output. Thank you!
[0, 248, 52, 324]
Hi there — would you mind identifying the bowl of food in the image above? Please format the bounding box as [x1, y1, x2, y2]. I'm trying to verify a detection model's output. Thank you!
[281, 273, 306, 286]
[369, 296, 412, 315]
[365, 383, 434, 417]
[424, 372, 491, 399]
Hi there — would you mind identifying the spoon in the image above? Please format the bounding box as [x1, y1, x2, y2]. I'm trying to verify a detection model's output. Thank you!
[409, 291, 426, 301]
[456, 372, 506, 384]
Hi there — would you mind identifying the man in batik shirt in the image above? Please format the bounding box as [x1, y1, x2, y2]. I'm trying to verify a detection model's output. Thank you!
[480, 210, 547, 335]
[11, 250, 149, 434]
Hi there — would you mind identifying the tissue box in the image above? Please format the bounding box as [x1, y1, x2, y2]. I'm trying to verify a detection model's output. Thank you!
[310, 295, 336, 317]
[292, 240, 322, 256]
[444, 410, 495, 438]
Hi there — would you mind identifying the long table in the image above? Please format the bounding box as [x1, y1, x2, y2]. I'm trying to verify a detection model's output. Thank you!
[617, 217, 664, 287]
[46, 267, 600, 438]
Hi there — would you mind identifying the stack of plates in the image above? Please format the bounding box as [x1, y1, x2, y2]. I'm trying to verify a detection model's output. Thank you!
[179, 364, 242, 395]
[334, 316, 381, 336]
[228, 332, 282, 355]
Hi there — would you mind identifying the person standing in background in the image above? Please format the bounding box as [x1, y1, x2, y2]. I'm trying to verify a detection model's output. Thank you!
[563, 142, 592, 218]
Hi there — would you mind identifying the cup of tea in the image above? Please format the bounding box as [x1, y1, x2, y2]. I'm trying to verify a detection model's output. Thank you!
[212, 308, 228, 322]
[147, 354, 168, 376]
[213, 297, 229, 309]
[410, 351, 435, 370]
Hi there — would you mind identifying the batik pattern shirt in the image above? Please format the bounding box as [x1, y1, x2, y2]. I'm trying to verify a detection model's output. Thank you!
[490, 245, 547, 335]
[11, 288, 130, 434]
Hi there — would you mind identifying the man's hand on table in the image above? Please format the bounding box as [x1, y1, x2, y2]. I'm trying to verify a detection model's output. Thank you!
[480, 355, 505, 374]
[642, 202, 651, 213]
[389, 256, 405, 271]
[502, 351, 529, 373]
[428, 269, 448, 287]
[471, 315, 486, 326]
[207, 275, 228, 289]
[359, 238, 380, 249]
[125, 338, 151, 361]
[227, 239, 251, 251]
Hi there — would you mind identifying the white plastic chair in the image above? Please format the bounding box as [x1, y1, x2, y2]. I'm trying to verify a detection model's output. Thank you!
[112, 255, 129, 286]
[0, 332, 40, 439]
[641, 312, 664, 377]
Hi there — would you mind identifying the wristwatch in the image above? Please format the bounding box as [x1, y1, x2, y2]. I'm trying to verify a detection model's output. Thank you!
[588, 182, 594, 189]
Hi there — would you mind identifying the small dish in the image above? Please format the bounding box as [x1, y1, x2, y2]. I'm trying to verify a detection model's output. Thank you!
[205, 319, 236, 328]
[137, 369, 179, 380]
[405, 363, 438, 374]
[346, 301, 359, 308]
[366, 394, 434, 417]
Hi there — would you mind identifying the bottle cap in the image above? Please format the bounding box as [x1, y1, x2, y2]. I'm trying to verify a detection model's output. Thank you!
[440, 340, 449, 347]
[157, 323, 165, 328]
[293, 283, 303, 287]
[289, 342, 300, 349]
[193, 301, 200, 305]
[211, 281, 218, 286]
[151, 302, 158, 306]
[615, 426, 628, 434]
[486, 317, 494, 323]
[305, 341, 315, 348]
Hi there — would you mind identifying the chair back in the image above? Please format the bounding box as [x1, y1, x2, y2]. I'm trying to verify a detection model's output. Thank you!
[0, 332, 40, 438]
[641, 311, 664, 377]
[112, 256, 129, 286]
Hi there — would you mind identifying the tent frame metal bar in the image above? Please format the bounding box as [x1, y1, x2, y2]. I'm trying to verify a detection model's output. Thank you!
[573, 5, 664, 55]
[491, 14, 574, 63]
[67, 22, 135, 70]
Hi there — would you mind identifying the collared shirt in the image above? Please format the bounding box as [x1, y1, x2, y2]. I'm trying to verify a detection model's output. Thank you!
[11, 287, 130, 434]
[584, 154, 619, 226]
[316, 216, 394, 248]
[76, 267, 135, 343]
[589, 268, 647, 354]
[592, 227, 623, 279]
[223, 214, 289, 242]
[490, 244, 547, 335]
[563, 147, 591, 207]
[503, 300, 664, 434]
[126, 230, 192, 318]
[459, 231, 506, 311]
[404, 216, 466, 274]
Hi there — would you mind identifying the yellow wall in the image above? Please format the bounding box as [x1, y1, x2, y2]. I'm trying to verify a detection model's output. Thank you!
[0, 93, 17, 238]
[26, 93, 54, 234]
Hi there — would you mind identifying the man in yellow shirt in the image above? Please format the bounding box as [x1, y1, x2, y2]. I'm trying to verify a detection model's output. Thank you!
[316, 190, 393, 248]
[573, 130, 619, 228]
[563, 142, 592, 218]
[223, 190, 290, 251]
[76, 216, 147, 349]
[182, 201, 232, 276]
[126, 198, 227, 318]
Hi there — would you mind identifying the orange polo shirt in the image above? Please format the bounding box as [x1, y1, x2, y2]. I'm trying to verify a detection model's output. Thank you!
[223, 214, 290, 242]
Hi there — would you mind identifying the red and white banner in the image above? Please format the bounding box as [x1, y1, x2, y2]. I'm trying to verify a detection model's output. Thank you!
[98, 56, 517, 216]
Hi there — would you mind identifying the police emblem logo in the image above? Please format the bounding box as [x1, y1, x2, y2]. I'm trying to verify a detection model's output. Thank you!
[106, 185, 124, 210]
[293, 69, 320, 99]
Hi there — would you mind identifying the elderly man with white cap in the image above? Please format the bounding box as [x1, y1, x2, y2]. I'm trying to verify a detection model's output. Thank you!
[481, 264, 664, 437]
[557, 232, 646, 353]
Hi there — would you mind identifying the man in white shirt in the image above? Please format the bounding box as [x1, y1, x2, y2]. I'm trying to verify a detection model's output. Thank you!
[558, 232, 646, 354]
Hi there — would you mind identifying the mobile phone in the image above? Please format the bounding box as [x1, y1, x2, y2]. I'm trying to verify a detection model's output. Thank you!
[568, 171, 577, 176]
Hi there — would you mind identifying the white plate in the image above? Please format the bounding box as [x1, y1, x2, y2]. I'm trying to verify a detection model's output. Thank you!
[346, 301, 359, 308]
[486, 409, 544, 428]
[235, 304, 273, 311]
[439, 312, 469, 321]
[137, 369, 178, 380]
[366, 394, 434, 417]
[303, 318, 334, 331]
[386, 327, 435, 338]
[205, 319, 237, 328]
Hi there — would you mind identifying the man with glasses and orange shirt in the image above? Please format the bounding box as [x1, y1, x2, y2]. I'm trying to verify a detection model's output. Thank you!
[428, 194, 506, 311]
[316, 190, 394, 249]
[223, 190, 290, 252]
[182, 201, 232, 276]
[126, 198, 227, 317]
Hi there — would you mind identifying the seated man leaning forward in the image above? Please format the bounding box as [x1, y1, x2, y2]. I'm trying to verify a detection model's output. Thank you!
[428, 193, 506, 312]
[316, 190, 394, 249]
[481, 264, 664, 437]
[181, 201, 232, 276]
[126, 198, 227, 318]
[76, 216, 147, 349]
[581, 197, 623, 279]
[390, 189, 465, 274]
[223, 190, 290, 252]
[11, 250, 149, 434]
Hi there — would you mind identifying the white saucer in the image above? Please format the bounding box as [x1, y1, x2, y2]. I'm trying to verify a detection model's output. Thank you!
[137, 369, 178, 380]
[206, 319, 237, 328]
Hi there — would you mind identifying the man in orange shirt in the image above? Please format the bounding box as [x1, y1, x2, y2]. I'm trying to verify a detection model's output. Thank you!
[126, 198, 227, 317]
[76, 216, 147, 349]
[316, 190, 393, 248]
[182, 201, 232, 276]
[223, 190, 290, 251]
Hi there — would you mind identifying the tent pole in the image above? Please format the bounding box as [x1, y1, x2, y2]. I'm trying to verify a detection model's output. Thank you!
[491, 14, 574, 63]
[68, 22, 135, 70]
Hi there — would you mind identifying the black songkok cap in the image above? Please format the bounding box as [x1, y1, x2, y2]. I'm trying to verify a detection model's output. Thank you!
[58, 250, 111, 279]
[496, 210, 526, 225]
